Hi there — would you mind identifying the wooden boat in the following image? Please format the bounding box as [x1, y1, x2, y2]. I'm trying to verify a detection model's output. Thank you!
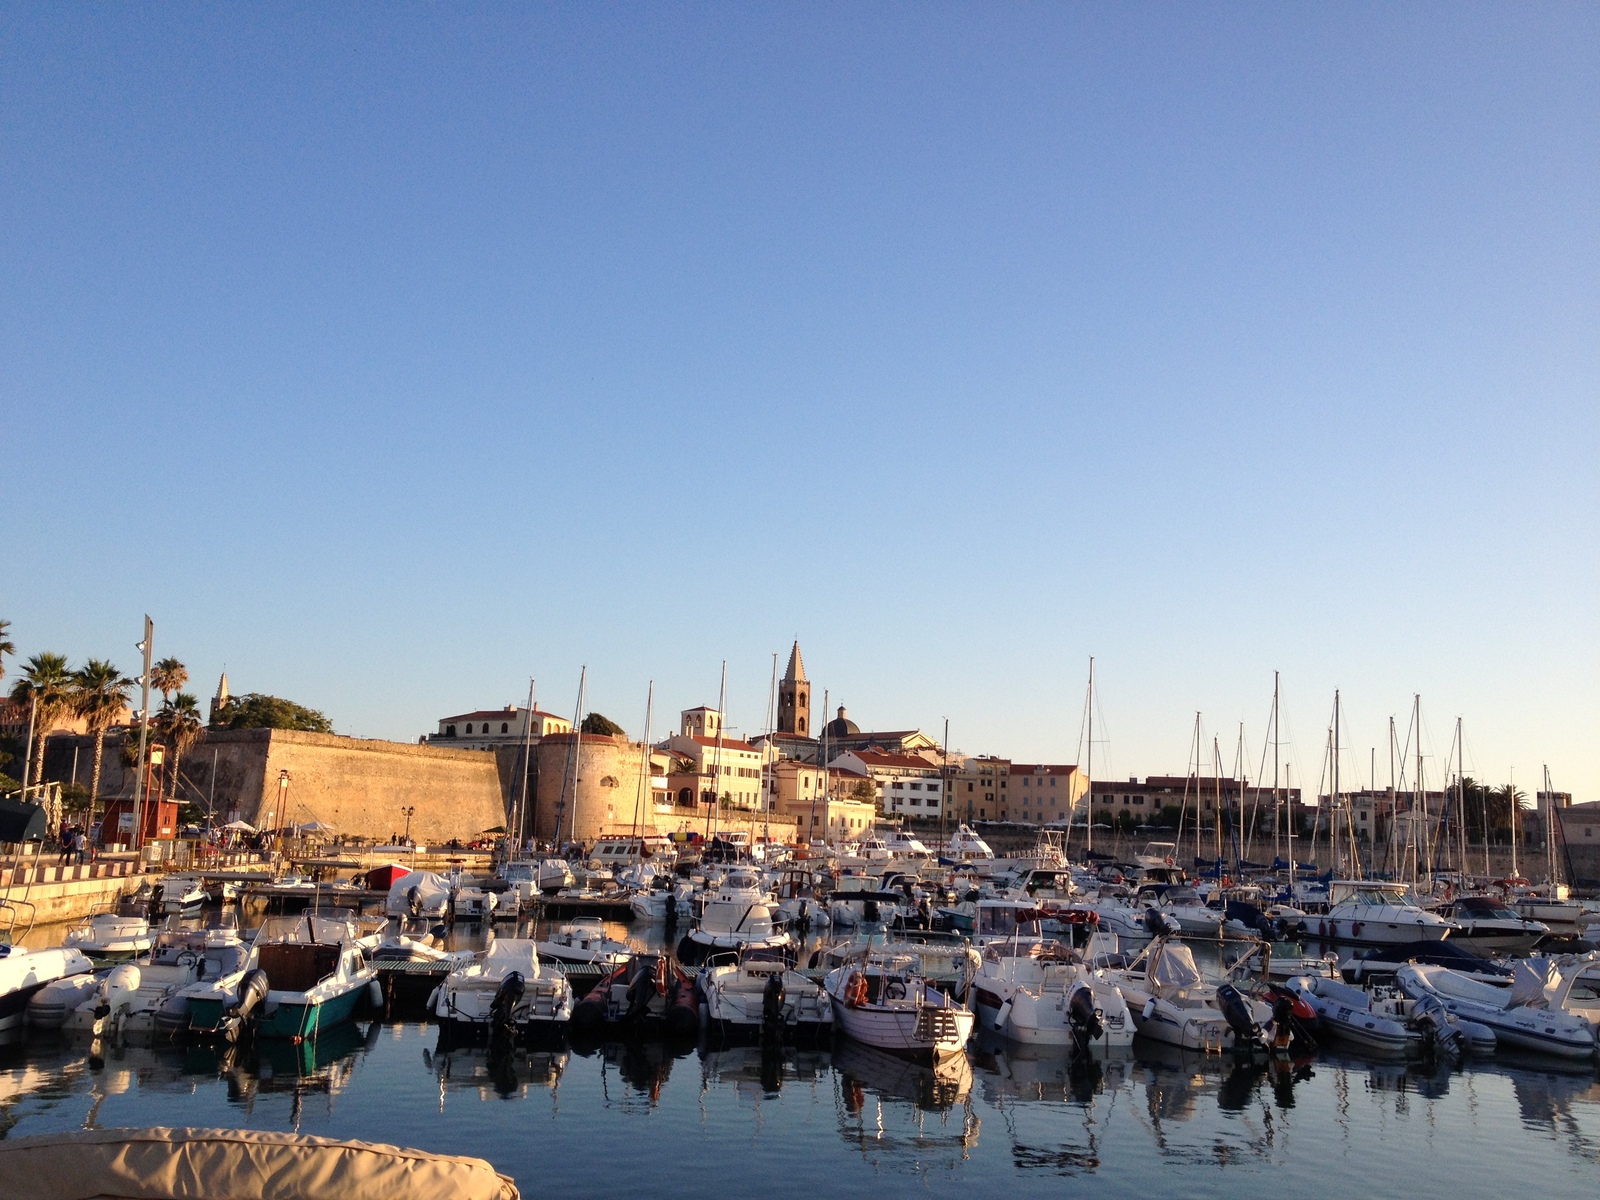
[824, 947, 974, 1062]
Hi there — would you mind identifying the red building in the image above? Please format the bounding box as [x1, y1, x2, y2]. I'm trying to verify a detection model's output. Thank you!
[99, 743, 178, 845]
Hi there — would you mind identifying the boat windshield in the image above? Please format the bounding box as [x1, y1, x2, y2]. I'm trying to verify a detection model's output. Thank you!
[977, 906, 1042, 939]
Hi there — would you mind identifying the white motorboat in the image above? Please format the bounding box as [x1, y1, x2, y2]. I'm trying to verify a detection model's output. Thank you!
[431, 937, 573, 1042]
[1513, 954, 1600, 1028]
[536, 918, 632, 968]
[1152, 886, 1226, 940]
[26, 972, 102, 1030]
[828, 873, 898, 928]
[970, 940, 1133, 1049]
[453, 886, 501, 921]
[1436, 896, 1549, 955]
[1107, 938, 1276, 1053]
[61, 912, 154, 961]
[629, 875, 695, 921]
[772, 867, 831, 931]
[0, 945, 95, 1034]
[1396, 962, 1598, 1060]
[384, 871, 452, 919]
[824, 948, 975, 1062]
[1501, 884, 1586, 937]
[940, 824, 995, 865]
[700, 948, 833, 1042]
[157, 875, 208, 915]
[373, 928, 471, 965]
[677, 869, 792, 965]
[154, 935, 255, 1036]
[64, 925, 244, 1041]
[1308, 881, 1456, 945]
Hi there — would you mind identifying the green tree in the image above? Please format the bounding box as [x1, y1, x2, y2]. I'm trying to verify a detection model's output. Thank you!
[210, 693, 334, 733]
[157, 693, 204, 798]
[73, 658, 133, 820]
[9, 652, 74, 788]
[0, 620, 14, 689]
[580, 712, 627, 737]
[150, 657, 189, 708]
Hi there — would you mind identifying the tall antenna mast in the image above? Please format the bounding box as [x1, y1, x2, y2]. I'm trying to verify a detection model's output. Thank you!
[1084, 657, 1095, 857]
[632, 681, 653, 840]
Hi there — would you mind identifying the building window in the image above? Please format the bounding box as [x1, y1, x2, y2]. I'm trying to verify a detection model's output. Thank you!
[446, 725, 457, 737]
[465, 724, 473, 734]
[501, 723, 509, 734]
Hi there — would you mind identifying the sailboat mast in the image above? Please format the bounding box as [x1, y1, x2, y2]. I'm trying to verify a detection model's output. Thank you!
[632, 681, 653, 840]
[1272, 672, 1281, 867]
[560, 666, 587, 848]
[939, 717, 950, 851]
[1509, 765, 1518, 879]
[763, 653, 777, 847]
[512, 676, 536, 853]
[706, 660, 727, 842]
[1085, 657, 1094, 857]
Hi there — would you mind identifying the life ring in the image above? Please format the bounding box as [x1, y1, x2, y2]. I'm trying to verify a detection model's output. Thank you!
[1165, 857, 1175, 866]
[654, 957, 670, 996]
[844, 971, 868, 1008]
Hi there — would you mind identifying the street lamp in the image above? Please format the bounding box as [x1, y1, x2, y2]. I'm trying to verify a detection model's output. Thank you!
[400, 806, 417, 865]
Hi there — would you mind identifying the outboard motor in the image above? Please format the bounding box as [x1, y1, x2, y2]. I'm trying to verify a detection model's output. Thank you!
[863, 900, 880, 924]
[1216, 983, 1265, 1050]
[625, 957, 661, 1022]
[147, 884, 164, 921]
[1270, 990, 1299, 1051]
[1142, 908, 1181, 939]
[1067, 982, 1103, 1050]
[406, 886, 422, 918]
[1409, 993, 1465, 1065]
[489, 970, 525, 1045]
[220, 968, 271, 1044]
[761, 971, 786, 1041]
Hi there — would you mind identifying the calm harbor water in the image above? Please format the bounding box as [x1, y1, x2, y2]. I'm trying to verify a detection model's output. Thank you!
[5, 919, 1598, 1197]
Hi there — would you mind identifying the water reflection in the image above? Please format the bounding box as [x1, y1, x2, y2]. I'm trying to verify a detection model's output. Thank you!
[423, 1040, 568, 1104]
[699, 1043, 829, 1096]
[573, 1039, 695, 1110]
[831, 1038, 980, 1167]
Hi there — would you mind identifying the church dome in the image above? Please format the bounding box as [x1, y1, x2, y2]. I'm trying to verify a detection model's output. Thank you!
[825, 706, 860, 738]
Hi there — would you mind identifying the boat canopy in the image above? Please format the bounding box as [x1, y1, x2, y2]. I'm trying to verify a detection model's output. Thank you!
[1149, 943, 1204, 991]
[0, 1127, 518, 1200]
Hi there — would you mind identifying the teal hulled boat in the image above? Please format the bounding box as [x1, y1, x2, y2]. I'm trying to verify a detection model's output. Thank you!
[188, 914, 377, 1041]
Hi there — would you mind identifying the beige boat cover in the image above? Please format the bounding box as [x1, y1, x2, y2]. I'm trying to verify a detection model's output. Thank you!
[0, 1127, 519, 1200]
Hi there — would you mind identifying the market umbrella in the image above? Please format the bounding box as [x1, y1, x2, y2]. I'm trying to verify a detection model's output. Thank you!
[221, 819, 256, 832]
[481, 825, 508, 834]
[296, 819, 337, 834]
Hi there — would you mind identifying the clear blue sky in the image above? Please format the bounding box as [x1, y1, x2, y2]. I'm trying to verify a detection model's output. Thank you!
[3, 6, 1595, 799]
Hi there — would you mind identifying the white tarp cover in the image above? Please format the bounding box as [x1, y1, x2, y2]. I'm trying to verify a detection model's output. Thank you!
[1150, 943, 1204, 992]
[385, 871, 450, 915]
[0, 1126, 518, 1200]
[1509, 957, 1559, 1009]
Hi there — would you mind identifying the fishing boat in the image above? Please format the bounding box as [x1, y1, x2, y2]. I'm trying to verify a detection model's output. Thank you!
[1311, 880, 1456, 945]
[699, 948, 833, 1043]
[0, 945, 94, 1035]
[186, 914, 378, 1041]
[430, 937, 573, 1043]
[60, 912, 154, 961]
[1106, 937, 1277, 1053]
[1396, 962, 1597, 1060]
[569, 953, 701, 1037]
[823, 947, 975, 1062]
[970, 938, 1133, 1049]
[536, 918, 632, 968]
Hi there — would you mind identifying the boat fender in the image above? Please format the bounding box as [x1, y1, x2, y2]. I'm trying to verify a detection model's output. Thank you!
[1142, 997, 1157, 1023]
[426, 985, 440, 1013]
[994, 999, 1012, 1032]
[368, 979, 384, 1010]
[1352, 922, 1363, 938]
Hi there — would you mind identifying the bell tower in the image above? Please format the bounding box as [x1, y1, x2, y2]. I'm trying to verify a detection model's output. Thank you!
[777, 641, 810, 736]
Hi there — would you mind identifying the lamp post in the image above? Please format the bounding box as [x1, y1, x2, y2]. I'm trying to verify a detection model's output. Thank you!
[400, 805, 417, 865]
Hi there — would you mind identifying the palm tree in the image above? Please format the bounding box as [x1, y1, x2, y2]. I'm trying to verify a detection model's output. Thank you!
[73, 659, 133, 821]
[0, 620, 14, 689]
[10, 652, 75, 788]
[157, 693, 203, 800]
[151, 658, 189, 708]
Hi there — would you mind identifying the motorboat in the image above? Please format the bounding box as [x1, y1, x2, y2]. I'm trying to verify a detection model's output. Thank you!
[26, 971, 102, 1030]
[155, 934, 255, 1036]
[772, 867, 831, 931]
[384, 871, 452, 919]
[535, 918, 632, 968]
[824, 947, 975, 1062]
[1150, 886, 1226, 939]
[0, 1127, 518, 1200]
[1288, 974, 1489, 1059]
[939, 824, 995, 865]
[882, 830, 931, 862]
[1107, 937, 1277, 1053]
[700, 947, 833, 1043]
[1436, 896, 1550, 955]
[453, 886, 502, 922]
[63, 925, 239, 1041]
[1513, 954, 1600, 1028]
[969, 939, 1133, 1049]
[676, 869, 792, 965]
[1500, 883, 1587, 937]
[430, 937, 573, 1043]
[186, 913, 379, 1040]
[1396, 961, 1598, 1060]
[1342, 939, 1512, 986]
[569, 953, 701, 1037]
[1311, 881, 1456, 945]
[828, 873, 901, 928]
[373, 927, 471, 965]
[155, 875, 209, 915]
[628, 874, 695, 921]
[60, 912, 154, 961]
[0, 945, 95, 1035]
